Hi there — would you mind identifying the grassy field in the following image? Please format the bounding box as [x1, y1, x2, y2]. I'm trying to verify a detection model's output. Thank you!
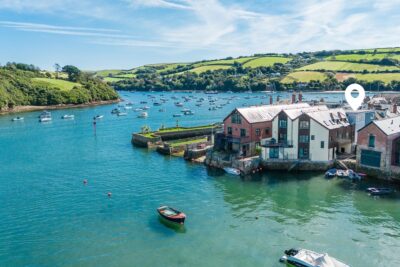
[326, 53, 400, 61]
[95, 69, 127, 78]
[193, 57, 255, 67]
[281, 71, 327, 84]
[188, 65, 232, 74]
[32, 78, 81, 91]
[334, 73, 400, 83]
[353, 47, 400, 53]
[243, 56, 291, 68]
[298, 61, 400, 72]
[103, 77, 127, 82]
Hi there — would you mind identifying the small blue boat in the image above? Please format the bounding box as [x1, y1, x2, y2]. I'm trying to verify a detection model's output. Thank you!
[325, 168, 337, 178]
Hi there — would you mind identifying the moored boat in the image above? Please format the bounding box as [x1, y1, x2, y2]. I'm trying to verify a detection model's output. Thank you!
[39, 111, 52, 122]
[173, 114, 182, 117]
[366, 187, 394, 196]
[111, 108, 120, 114]
[223, 167, 241, 176]
[95, 115, 104, 119]
[137, 112, 148, 118]
[157, 206, 186, 224]
[117, 111, 127, 116]
[11, 117, 24, 121]
[325, 168, 337, 178]
[279, 248, 349, 267]
[61, 114, 75, 119]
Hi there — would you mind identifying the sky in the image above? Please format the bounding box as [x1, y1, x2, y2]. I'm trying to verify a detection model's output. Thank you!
[0, 0, 399, 70]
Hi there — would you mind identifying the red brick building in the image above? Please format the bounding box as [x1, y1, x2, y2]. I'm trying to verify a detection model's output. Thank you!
[222, 103, 309, 156]
[357, 116, 400, 177]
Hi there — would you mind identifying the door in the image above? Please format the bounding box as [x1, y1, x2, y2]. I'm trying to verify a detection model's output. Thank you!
[360, 150, 381, 168]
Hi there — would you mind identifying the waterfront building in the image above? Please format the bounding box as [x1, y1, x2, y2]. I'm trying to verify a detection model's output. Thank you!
[222, 103, 309, 156]
[346, 110, 375, 142]
[261, 106, 354, 161]
[356, 115, 400, 177]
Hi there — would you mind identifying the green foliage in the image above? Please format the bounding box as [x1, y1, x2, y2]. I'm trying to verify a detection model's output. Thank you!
[0, 67, 118, 110]
[62, 65, 82, 82]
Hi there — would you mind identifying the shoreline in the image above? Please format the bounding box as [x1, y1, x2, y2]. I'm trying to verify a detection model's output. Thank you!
[0, 99, 120, 116]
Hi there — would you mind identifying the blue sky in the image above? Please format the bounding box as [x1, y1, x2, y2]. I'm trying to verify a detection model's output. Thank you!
[0, 0, 399, 70]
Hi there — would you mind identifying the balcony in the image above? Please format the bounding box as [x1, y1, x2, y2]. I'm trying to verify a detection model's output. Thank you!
[225, 134, 251, 144]
[261, 139, 293, 148]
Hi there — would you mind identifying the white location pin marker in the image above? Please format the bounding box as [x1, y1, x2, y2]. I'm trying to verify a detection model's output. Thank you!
[345, 83, 365, 111]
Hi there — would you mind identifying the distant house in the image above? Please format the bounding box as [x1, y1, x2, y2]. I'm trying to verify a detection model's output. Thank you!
[356, 116, 400, 177]
[222, 103, 309, 156]
[261, 106, 354, 161]
[346, 110, 375, 142]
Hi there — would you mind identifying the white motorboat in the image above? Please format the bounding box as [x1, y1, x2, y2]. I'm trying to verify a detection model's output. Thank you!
[137, 112, 148, 118]
[142, 106, 150, 110]
[223, 167, 241, 176]
[95, 115, 104, 119]
[134, 108, 143, 112]
[11, 117, 24, 121]
[117, 111, 127, 116]
[39, 111, 52, 122]
[280, 248, 349, 267]
[124, 106, 132, 110]
[61, 114, 75, 119]
[183, 110, 194, 115]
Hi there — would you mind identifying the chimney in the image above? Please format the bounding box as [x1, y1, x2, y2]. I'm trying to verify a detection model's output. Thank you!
[299, 91, 303, 102]
[269, 95, 273, 105]
[393, 103, 397, 114]
[276, 95, 280, 102]
[292, 92, 296, 104]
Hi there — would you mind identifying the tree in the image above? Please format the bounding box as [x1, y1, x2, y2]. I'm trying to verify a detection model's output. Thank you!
[54, 63, 61, 79]
[62, 65, 81, 82]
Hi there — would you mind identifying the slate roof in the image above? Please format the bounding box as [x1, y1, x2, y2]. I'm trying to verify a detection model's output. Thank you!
[306, 108, 350, 130]
[284, 105, 329, 120]
[234, 103, 310, 123]
[373, 115, 400, 135]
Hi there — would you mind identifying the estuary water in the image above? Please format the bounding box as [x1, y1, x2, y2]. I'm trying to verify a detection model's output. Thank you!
[0, 91, 399, 267]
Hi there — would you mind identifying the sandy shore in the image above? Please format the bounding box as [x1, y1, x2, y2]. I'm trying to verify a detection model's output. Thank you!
[0, 99, 120, 116]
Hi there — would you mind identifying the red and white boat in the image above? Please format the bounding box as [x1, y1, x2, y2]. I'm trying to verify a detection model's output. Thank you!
[157, 206, 186, 224]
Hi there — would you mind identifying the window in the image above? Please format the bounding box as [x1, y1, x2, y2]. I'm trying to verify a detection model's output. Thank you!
[299, 135, 309, 143]
[255, 128, 261, 136]
[279, 119, 287, 128]
[279, 133, 287, 142]
[368, 135, 375, 148]
[231, 113, 242, 124]
[227, 127, 232, 135]
[321, 141, 325, 148]
[269, 147, 279, 158]
[255, 142, 260, 148]
[240, 129, 246, 137]
[265, 128, 270, 135]
[311, 135, 315, 140]
[299, 120, 310, 129]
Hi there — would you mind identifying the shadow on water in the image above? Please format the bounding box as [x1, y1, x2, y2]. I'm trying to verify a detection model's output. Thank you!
[148, 215, 187, 235]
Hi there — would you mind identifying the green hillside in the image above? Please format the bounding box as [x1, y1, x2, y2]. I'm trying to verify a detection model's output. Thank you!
[0, 63, 118, 110]
[94, 46, 400, 92]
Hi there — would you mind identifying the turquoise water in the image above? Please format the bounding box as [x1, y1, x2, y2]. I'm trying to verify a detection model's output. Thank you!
[0, 91, 399, 267]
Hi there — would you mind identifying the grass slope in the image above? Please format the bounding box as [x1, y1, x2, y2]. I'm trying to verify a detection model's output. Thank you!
[32, 78, 81, 91]
[243, 56, 291, 68]
[298, 61, 400, 72]
[336, 73, 400, 83]
[281, 71, 327, 84]
[326, 53, 400, 61]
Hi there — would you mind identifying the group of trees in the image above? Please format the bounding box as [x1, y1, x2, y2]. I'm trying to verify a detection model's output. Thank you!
[0, 64, 118, 110]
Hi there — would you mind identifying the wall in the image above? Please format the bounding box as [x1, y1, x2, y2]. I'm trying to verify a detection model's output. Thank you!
[356, 123, 387, 170]
[309, 119, 329, 161]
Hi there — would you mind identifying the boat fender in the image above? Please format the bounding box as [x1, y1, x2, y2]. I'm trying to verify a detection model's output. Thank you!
[107, 192, 112, 197]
